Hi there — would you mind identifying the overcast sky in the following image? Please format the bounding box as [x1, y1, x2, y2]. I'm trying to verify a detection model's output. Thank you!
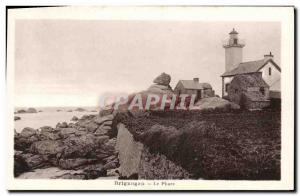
[14, 20, 280, 107]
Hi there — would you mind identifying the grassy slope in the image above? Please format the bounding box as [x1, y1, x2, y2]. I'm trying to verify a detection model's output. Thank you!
[114, 109, 281, 180]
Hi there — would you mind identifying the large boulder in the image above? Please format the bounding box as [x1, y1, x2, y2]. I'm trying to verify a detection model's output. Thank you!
[191, 97, 240, 111]
[27, 107, 37, 113]
[81, 114, 97, 121]
[14, 152, 30, 177]
[94, 138, 117, 160]
[20, 153, 46, 170]
[15, 135, 39, 151]
[100, 138, 117, 155]
[103, 157, 119, 170]
[85, 122, 99, 132]
[68, 123, 76, 128]
[153, 72, 171, 86]
[82, 163, 107, 179]
[20, 127, 38, 138]
[95, 135, 110, 145]
[61, 134, 110, 160]
[39, 131, 60, 141]
[94, 114, 114, 125]
[15, 128, 39, 150]
[56, 122, 68, 128]
[39, 127, 60, 141]
[59, 128, 77, 139]
[14, 116, 21, 121]
[75, 116, 99, 132]
[75, 108, 85, 112]
[30, 140, 65, 155]
[71, 116, 79, 121]
[147, 84, 174, 95]
[40, 126, 53, 132]
[16, 109, 26, 114]
[62, 134, 97, 158]
[75, 130, 87, 136]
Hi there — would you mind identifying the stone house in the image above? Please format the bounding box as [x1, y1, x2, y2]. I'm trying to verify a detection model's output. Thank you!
[228, 73, 270, 110]
[174, 78, 215, 101]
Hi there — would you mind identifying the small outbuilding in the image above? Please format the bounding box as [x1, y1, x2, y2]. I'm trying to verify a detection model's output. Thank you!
[174, 78, 215, 101]
[228, 73, 270, 110]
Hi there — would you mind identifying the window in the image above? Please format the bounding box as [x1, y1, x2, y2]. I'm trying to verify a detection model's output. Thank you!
[260, 87, 265, 96]
[235, 89, 238, 93]
[233, 38, 238, 44]
[225, 83, 230, 92]
[269, 67, 272, 76]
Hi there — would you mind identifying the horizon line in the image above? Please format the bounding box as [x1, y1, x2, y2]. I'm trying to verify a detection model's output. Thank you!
[14, 105, 101, 108]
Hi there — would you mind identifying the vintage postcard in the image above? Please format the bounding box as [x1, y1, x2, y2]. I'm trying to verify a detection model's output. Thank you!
[6, 6, 294, 191]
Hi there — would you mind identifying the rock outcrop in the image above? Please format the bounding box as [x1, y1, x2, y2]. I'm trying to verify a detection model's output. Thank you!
[75, 108, 86, 112]
[98, 73, 176, 117]
[153, 72, 171, 86]
[71, 116, 79, 121]
[16, 108, 37, 114]
[147, 72, 173, 95]
[26, 108, 38, 113]
[14, 113, 119, 179]
[14, 116, 21, 121]
[191, 97, 240, 111]
[116, 123, 191, 179]
[16, 109, 27, 113]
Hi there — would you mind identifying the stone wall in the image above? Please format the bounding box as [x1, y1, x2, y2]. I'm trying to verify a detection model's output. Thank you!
[116, 123, 144, 178]
[116, 123, 191, 179]
[245, 100, 270, 110]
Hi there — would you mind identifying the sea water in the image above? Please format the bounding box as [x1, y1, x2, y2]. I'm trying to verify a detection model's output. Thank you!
[14, 107, 99, 132]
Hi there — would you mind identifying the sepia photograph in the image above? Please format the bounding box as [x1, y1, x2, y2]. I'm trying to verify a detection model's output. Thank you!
[6, 6, 294, 191]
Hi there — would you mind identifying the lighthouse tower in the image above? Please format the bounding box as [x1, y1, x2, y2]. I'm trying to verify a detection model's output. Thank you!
[223, 28, 245, 72]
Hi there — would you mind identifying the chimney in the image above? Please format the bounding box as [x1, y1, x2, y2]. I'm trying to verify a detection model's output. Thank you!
[193, 78, 199, 82]
[264, 51, 274, 62]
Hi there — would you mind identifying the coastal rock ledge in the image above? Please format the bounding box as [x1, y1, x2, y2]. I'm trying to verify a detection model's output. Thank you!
[14, 113, 119, 179]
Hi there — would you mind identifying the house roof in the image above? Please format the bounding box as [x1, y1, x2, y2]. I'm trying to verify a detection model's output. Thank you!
[221, 59, 281, 77]
[231, 74, 269, 88]
[243, 91, 269, 102]
[177, 80, 212, 90]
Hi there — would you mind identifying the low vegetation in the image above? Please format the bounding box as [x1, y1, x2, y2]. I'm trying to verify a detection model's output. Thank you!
[115, 109, 281, 180]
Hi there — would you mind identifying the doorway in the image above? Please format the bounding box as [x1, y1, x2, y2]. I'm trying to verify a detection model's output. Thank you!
[197, 90, 202, 101]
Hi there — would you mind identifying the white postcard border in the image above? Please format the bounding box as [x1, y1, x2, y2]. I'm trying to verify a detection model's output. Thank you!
[6, 6, 294, 190]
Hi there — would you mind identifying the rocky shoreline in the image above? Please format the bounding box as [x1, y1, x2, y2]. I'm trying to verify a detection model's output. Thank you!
[14, 113, 119, 179]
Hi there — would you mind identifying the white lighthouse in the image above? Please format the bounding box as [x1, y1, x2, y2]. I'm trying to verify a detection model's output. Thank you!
[223, 28, 245, 72]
